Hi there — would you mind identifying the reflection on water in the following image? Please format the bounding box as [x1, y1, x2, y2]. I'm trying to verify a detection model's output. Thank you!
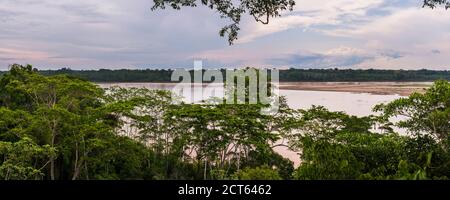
[98, 83, 403, 166]
[99, 82, 401, 116]
[280, 90, 400, 116]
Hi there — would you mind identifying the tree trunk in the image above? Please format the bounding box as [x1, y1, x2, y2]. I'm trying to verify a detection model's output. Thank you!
[72, 141, 80, 180]
[203, 156, 208, 180]
[50, 122, 57, 180]
[50, 160, 55, 180]
[72, 163, 82, 180]
[84, 162, 89, 180]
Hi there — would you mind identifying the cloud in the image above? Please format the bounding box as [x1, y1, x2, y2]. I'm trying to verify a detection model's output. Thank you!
[0, 47, 51, 61]
[237, 0, 385, 43]
[267, 47, 374, 68]
[321, 7, 450, 69]
[0, 0, 450, 70]
[0, 0, 230, 69]
[431, 49, 441, 54]
[0, 8, 21, 22]
[379, 50, 405, 59]
[262, 46, 413, 69]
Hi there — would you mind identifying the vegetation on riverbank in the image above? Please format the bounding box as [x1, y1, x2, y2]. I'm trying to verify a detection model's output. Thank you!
[0, 64, 449, 180]
[1, 68, 450, 83]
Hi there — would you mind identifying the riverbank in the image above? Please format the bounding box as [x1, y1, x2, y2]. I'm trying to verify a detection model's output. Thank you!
[99, 82, 433, 96]
[279, 82, 432, 96]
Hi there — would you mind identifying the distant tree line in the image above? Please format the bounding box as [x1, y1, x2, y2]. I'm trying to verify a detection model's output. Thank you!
[2, 68, 449, 82]
[279, 68, 450, 82]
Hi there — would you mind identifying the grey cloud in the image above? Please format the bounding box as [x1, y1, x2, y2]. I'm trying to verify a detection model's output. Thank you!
[56, 4, 107, 19]
[0, 57, 15, 61]
[133, 58, 243, 69]
[431, 49, 441, 54]
[0, 8, 24, 22]
[379, 50, 404, 59]
[1, 0, 450, 70]
[0, 0, 230, 69]
[269, 54, 324, 66]
[267, 52, 373, 68]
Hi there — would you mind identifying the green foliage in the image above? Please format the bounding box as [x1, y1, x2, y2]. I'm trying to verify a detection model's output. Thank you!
[233, 165, 282, 180]
[0, 64, 121, 180]
[243, 150, 294, 180]
[375, 80, 450, 143]
[289, 105, 449, 180]
[0, 108, 31, 141]
[423, 0, 450, 9]
[0, 64, 449, 180]
[294, 137, 364, 180]
[28, 68, 450, 83]
[0, 137, 56, 180]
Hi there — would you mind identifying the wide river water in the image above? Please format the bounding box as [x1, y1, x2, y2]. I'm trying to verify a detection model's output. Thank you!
[98, 83, 403, 166]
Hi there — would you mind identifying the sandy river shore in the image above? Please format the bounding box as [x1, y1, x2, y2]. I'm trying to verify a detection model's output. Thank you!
[279, 82, 432, 96]
[99, 82, 433, 97]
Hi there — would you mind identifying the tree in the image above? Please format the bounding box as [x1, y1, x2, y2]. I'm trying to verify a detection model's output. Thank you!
[149, 1, 448, 45]
[374, 80, 450, 145]
[0, 137, 56, 180]
[233, 165, 282, 180]
[2, 64, 449, 180]
[0, 64, 122, 180]
[423, 0, 450, 9]
[163, 103, 280, 179]
[286, 106, 429, 180]
[374, 80, 450, 179]
[151, 0, 295, 44]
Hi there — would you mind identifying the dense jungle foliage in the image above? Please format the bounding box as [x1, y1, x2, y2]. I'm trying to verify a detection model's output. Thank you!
[0, 64, 448, 180]
[1, 68, 450, 83]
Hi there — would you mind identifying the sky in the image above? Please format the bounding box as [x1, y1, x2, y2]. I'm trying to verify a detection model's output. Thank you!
[1, 0, 450, 70]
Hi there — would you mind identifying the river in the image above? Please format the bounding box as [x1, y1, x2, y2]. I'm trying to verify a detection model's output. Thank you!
[98, 82, 403, 166]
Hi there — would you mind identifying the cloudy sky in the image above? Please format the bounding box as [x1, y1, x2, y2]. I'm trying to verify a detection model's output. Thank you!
[1, 0, 450, 70]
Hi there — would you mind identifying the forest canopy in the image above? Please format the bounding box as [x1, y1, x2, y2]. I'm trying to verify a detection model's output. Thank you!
[0, 64, 448, 180]
[0, 68, 449, 83]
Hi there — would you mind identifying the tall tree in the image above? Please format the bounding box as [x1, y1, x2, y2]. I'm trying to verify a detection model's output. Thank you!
[374, 80, 450, 145]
